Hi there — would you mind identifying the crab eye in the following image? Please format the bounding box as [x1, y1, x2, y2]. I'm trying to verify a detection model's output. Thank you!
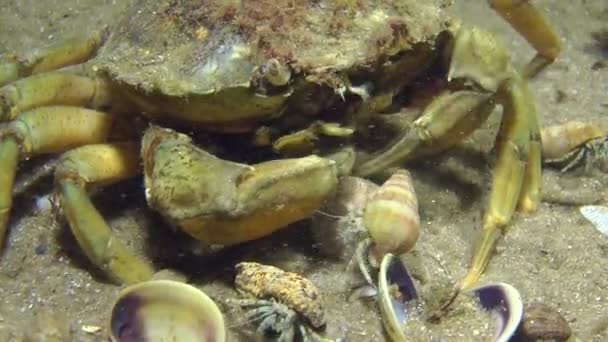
[257, 58, 291, 86]
[251, 58, 292, 95]
[263, 58, 291, 86]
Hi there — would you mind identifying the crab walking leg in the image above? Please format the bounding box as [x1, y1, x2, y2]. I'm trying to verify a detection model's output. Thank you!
[518, 98, 542, 213]
[56, 143, 154, 284]
[0, 106, 114, 249]
[0, 139, 19, 248]
[354, 91, 495, 177]
[0, 57, 21, 90]
[0, 32, 105, 87]
[459, 76, 534, 290]
[0, 72, 114, 121]
[488, 0, 562, 78]
[142, 126, 339, 246]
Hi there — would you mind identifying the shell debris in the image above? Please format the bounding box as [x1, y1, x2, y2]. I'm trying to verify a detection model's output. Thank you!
[234, 262, 325, 329]
[81, 325, 101, 334]
[579, 205, 608, 237]
[363, 168, 420, 258]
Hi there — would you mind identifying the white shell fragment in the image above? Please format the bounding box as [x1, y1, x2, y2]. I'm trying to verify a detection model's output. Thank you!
[468, 283, 524, 342]
[81, 325, 102, 334]
[109, 279, 225, 342]
[579, 205, 608, 236]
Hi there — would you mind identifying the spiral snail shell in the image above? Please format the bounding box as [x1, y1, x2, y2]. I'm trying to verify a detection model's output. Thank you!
[541, 121, 607, 160]
[363, 168, 420, 258]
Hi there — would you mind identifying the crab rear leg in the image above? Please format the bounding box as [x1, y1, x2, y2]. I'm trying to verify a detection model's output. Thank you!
[0, 32, 104, 87]
[0, 105, 154, 283]
[460, 75, 538, 290]
[0, 139, 18, 244]
[56, 143, 154, 284]
[0, 100, 152, 282]
[488, 0, 562, 78]
[142, 126, 339, 246]
[0, 106, 115, 249]
[1, 71, 114, 121]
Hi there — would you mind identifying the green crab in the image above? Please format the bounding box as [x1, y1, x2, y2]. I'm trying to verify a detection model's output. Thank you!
[0, 0, 560, 292]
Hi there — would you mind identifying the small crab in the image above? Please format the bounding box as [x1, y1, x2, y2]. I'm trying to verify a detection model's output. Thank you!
[234, 262, 328, 342]
[0, 0, 561, 293]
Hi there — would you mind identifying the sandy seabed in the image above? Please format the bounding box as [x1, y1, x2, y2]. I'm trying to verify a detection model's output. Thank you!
[0, 1, 606, 341]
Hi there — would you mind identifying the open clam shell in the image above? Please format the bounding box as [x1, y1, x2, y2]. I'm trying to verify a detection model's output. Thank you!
[468, 282, 523, 342]
[109, 279, 225, 342]
[378, 253, 420, 341]
[378, 254, 523, 342]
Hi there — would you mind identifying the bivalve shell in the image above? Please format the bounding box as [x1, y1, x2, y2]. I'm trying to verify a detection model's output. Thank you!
[377, 253, 420, 342]
[109, 279, 225, 342]
[469, 283, 523, 342]
[377, 254, 523, 342]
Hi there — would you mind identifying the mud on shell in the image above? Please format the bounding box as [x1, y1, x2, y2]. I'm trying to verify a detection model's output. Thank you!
[234, 261, 325, 329]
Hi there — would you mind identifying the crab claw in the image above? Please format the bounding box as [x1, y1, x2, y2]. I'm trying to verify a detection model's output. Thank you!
[141, 126, 338, 246]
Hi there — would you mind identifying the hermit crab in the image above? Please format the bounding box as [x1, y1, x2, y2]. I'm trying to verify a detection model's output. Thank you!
[234, 262, 328, 341]
[0, 0, 560, 298]
[540, 121, 608, 172]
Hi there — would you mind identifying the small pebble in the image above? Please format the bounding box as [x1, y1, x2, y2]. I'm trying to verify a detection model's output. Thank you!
[35, 194, 53, 211]
[519, 303, 572, 341]
[34, 244, 47, 255]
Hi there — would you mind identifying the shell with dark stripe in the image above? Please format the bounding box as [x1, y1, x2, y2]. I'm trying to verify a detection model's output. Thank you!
[363, 168, 419, 256]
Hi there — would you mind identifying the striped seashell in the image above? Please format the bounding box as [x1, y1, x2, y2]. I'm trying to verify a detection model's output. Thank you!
[541, 121, 607, 160]
[363, 168, 419, 257]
